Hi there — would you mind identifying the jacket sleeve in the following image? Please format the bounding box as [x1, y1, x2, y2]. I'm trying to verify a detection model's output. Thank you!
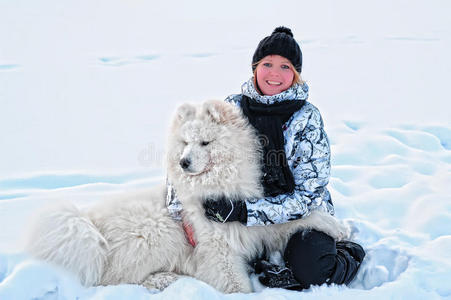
[244, 105, 333, 226]
[166, 179, 183, 221]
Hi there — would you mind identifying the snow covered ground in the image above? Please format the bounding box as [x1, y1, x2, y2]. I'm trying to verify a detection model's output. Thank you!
[1, 0, 450, 299]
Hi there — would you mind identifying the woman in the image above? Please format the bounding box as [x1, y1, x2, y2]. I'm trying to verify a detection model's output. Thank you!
[169, 26, 365, 290]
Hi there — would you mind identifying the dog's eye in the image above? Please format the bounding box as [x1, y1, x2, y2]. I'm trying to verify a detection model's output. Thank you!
[181, 140, 188, 146]
[201, 141, 210, 146]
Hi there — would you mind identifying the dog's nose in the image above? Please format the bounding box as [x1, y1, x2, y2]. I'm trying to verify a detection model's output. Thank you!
[179, 158, 191, 170]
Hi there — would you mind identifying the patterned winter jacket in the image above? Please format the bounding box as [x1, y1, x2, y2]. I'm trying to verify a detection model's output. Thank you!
[166, 78, 334, 226]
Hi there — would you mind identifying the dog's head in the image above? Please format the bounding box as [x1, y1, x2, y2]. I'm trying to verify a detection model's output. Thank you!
[167, 100, 263, 199]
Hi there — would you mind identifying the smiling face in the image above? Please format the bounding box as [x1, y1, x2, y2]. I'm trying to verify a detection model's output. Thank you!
[255, 55, 295, 96]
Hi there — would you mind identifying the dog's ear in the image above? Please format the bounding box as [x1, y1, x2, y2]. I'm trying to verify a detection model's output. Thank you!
[203, 100, 243, 126]
[176, 103, 196, 123]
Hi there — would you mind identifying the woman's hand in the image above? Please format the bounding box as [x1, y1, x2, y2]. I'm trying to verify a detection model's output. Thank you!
[203, 197, 247, 225]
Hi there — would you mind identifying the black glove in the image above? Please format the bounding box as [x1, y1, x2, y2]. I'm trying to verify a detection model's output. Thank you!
[203, 196, 248, 225]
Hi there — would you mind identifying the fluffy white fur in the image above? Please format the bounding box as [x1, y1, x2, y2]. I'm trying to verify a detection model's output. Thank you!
[26, 186, 192, 288]
[25, 100, 349, 293]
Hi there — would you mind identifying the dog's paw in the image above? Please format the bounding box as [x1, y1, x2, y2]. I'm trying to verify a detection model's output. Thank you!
[333, 221, 351, 241]
[321, 216, 351, 241]
[306, 211, 351, 241]
[141, 272, 181, 291]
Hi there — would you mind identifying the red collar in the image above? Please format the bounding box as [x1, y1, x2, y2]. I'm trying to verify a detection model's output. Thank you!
[182, 222, 196, 247]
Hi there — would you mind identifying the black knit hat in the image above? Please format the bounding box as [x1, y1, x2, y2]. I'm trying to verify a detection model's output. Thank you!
[252, 26, 302, 73]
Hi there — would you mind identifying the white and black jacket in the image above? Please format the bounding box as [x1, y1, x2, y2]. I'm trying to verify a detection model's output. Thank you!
[166, 78, 334, 226]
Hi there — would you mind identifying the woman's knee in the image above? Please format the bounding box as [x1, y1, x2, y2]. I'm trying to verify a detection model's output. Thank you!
[284, 229, 337, 287]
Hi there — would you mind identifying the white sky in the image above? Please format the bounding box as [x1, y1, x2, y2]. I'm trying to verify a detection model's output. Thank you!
[0, 0, 450, 177]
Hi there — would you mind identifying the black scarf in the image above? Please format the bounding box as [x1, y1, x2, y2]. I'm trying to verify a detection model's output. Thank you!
[241, 95, 305, 197]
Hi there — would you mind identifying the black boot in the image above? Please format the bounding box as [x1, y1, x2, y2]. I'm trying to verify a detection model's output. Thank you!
[254, 260, 302, 290]
[331, 240, 366, 285]
[336, 240, 366, 263]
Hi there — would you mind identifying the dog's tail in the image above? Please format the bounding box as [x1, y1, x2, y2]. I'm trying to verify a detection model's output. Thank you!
[25, 202, 108, 286]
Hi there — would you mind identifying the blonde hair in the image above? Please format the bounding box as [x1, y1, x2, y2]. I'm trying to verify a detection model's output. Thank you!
[252, 59, 304, 89]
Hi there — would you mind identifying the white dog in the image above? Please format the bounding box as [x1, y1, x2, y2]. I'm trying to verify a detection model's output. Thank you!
[26, 100, 349, 293]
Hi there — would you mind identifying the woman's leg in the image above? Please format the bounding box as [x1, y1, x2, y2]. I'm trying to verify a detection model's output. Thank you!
[284, 229, 365, 289]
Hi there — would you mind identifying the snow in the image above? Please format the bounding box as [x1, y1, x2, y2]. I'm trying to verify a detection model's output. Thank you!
[1, 0, 450, 299]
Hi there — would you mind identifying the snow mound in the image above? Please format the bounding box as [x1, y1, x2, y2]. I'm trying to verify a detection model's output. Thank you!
[0, 123, 450, 299]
